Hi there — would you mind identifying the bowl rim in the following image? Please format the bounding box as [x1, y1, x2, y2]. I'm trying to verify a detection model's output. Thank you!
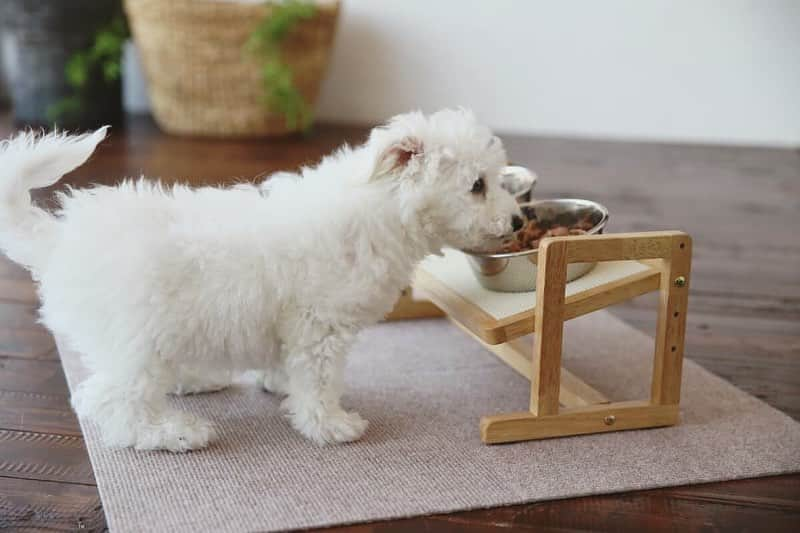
[462, 198, 610, 259]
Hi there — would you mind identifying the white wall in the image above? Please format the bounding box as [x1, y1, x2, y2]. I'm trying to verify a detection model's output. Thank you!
[315, 0, 800, 147]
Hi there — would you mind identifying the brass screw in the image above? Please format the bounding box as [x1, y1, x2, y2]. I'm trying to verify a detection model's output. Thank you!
[603, 415, 616, 426]
[674, 276, 687, 287]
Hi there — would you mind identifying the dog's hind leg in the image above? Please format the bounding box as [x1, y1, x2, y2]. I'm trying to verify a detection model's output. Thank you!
[72, 357, 217, 452]
[262, 350, 289, 396]
[280, 324, 367, 445]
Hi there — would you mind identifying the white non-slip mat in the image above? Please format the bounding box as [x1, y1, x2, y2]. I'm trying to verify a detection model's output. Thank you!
[58, 312, 800, 532]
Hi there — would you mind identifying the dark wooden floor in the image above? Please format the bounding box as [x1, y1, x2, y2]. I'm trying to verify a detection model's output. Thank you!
[0, 114, 798, 531]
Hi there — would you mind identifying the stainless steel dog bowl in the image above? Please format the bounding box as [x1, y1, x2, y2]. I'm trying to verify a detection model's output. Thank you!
[463, 198, 609, 292]
[499, 165, 538, 203]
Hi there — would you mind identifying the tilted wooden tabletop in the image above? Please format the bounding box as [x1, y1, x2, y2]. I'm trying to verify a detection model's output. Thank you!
[0, 114, 798, 531]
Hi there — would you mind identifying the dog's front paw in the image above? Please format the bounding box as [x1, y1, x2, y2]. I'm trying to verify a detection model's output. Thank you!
[133, 412, 217, 453]
[286, 404, 368, 445]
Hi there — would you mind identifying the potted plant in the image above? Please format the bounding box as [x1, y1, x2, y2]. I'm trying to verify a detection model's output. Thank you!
[124, 0, 340, 137]
[0, 0, 127, 129]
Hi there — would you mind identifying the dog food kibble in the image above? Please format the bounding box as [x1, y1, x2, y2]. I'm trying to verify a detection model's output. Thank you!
[497, 215, 594, 253]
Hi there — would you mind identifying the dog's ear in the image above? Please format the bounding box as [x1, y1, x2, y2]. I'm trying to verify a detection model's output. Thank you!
[371, 136, 424, 180]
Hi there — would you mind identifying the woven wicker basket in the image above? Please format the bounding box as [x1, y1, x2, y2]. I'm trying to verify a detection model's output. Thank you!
[124, 0, 340, 137]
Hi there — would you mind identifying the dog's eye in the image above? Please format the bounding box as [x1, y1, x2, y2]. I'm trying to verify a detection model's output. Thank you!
[471, 176, 485, 195]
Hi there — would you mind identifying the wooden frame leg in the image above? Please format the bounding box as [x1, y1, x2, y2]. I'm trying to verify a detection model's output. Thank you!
[531, 240, 567, 416]
[651, 237, 692, 405]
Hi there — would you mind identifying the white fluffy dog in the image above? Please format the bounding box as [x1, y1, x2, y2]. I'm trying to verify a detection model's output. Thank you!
[0, 109, 522, 452]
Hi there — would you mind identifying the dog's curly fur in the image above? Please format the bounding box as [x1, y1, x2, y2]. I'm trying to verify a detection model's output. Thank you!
[0, 109, 521, 451]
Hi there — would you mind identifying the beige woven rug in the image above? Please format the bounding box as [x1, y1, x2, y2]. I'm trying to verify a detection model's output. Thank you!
[57, 312, 800, 533]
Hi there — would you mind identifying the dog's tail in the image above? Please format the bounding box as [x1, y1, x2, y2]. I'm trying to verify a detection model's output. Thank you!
[0, 127, 108, 272]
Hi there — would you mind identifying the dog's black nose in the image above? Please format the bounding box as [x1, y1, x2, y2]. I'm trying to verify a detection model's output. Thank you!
[511, 215, 524, 232]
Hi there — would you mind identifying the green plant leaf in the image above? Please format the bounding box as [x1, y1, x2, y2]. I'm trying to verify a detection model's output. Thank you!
[46, 96, 82, 123]
[248, 0, 318, 131]
[103, 61, 122, 82]
[93, 31, 124, 59]
[55, 7, 130, 122]
[65, 52, 90, 88]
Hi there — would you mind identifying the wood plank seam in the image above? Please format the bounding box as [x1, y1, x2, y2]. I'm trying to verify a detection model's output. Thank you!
[0, 473, 97, 488]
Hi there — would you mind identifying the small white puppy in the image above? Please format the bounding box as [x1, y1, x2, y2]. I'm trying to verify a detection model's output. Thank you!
[0, 109, 522, 452]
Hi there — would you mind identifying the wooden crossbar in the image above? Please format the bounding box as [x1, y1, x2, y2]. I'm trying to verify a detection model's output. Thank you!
[481, 400, 680, 444]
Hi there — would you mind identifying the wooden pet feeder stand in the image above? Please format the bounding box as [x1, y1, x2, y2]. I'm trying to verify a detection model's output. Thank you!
[387, 231, 692, 444]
